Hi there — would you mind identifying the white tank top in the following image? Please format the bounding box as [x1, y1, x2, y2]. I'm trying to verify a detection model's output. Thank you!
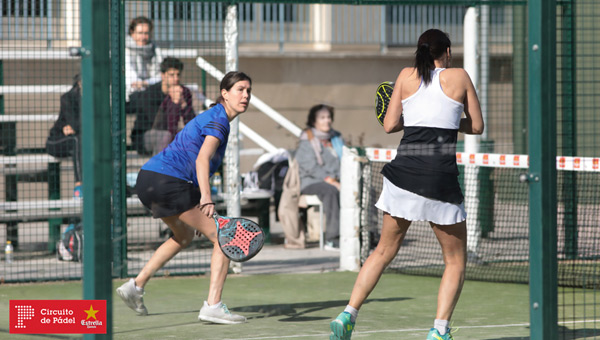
[401, 68, 464, 130]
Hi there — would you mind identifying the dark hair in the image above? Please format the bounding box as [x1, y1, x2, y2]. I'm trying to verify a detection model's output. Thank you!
[129, 16, 153, 35]
[160, 57, 184, 73]
[306, 104, 334, 128]
[415, 29, 451, 85]
[212, 71, 253, 105]
[72, 73, 81, 86]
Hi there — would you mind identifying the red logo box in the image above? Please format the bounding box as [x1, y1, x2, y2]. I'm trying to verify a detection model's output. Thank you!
[559, 157, 566, 168]
[10, 300, 106, 334]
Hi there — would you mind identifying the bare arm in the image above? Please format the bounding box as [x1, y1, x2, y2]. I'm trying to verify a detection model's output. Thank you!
[458, 71, 484, 135]
[196, 136, 221, 217]
[383, 69, 408, 134]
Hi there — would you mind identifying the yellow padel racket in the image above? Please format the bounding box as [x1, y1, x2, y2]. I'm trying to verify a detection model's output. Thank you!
[375, 81, 395, 126]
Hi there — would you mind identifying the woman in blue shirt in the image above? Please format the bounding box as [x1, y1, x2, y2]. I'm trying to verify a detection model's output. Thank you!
[117, 71, 252, 325]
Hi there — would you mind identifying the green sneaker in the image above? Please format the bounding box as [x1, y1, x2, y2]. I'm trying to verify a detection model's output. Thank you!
[329, 312, 355, 340]
[426, 328, 454, 340]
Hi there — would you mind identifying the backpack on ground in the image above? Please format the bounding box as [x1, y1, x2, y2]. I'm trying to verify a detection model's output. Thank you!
[57, 223, 83, 262]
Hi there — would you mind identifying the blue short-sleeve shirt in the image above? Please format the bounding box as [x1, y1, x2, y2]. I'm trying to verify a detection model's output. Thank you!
[141, 103, 230, 186]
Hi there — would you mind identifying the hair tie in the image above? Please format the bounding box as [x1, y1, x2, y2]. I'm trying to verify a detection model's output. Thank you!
[200, 202, 215, 208]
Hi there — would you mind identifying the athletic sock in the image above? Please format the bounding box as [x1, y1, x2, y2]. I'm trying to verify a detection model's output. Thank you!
[133, 280, 143, 293]
[434, 319, 449, 335]
[208, 301, 223, 309]
[343, 305, 359, 323]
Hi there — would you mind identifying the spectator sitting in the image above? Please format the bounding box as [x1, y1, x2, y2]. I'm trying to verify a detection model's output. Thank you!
[125, 16, 162, 101]
[128, 57, 195, 156]
[296, 104, 344, 251]
[46, 74, 83, 198]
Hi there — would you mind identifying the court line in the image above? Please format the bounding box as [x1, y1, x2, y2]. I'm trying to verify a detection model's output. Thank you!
[223, 319, 600, 340]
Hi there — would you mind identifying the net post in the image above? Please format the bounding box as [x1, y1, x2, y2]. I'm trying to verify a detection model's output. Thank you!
[463, 7, 483, 257]
[224, 4, 243, 275]
[339, 146, 362, 271]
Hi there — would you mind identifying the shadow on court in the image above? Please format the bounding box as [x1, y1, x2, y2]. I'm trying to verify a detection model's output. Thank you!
[232, 297, 411, 322]
[482, 325, 599, 340]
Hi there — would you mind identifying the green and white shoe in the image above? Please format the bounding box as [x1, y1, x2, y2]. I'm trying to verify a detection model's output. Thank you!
[329, 312, 355, 340]
[426, 328, 455, 340]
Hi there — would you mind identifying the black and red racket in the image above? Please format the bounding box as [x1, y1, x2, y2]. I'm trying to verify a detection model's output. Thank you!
[213, 212, 265, 262]
[375, 81, 395, 126]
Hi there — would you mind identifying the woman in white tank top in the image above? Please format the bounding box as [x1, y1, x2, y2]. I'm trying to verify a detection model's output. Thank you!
[329, 29, 484, 340]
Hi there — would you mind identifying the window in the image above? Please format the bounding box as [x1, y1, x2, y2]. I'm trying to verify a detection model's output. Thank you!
[262, 4, 296, 22]
[2, 0, 48, 17]
[150, 2, 193, 21]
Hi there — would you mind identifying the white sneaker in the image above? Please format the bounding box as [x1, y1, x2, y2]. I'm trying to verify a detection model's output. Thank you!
[116, 278, 148, 315]
[198, 301, 246, 324]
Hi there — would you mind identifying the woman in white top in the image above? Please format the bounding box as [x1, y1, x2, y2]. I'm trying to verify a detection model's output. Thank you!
[125, 16, 163, 100]
[329, 29, 483, 340]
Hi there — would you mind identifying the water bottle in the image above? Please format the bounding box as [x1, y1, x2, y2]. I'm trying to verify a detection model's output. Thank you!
[5, 240, 13, 264]
[211, 172, 222, 195]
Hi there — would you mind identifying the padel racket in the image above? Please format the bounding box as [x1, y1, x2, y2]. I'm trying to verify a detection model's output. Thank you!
[375, 81, 395, 126]
[213, 212, 265, 262]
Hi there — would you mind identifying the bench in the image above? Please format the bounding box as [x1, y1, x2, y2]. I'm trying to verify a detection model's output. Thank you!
[0, 114, 58, 155]
[0, 190, 273, 251]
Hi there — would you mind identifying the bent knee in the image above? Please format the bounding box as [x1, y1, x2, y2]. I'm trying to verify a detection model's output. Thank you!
[172, 231, 195, 248]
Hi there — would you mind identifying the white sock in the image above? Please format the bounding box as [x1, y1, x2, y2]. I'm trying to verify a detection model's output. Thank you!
[434, 319, 449, 335]
[208, 301, 223, 309]
[343, 305, 359, 323]
[133, 279, 143, 293]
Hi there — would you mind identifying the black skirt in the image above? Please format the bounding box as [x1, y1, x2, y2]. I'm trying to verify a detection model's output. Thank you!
[136, 169, 201, 218]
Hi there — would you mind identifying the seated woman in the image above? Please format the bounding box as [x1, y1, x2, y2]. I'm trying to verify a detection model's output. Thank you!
[296, 104, 344, 251]
[46, 74, 82, 198]
[125, 16, 162, 101]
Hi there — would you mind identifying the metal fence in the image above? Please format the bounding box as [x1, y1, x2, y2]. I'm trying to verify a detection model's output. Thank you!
[0, 1, 598, 339]
[2, 1, 516, 48]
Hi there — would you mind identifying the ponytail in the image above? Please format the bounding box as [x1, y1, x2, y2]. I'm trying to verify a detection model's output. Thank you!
[414, 29, 452, 86]
[415, 43, 434, 85]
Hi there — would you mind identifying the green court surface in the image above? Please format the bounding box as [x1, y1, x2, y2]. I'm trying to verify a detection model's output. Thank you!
[0, 271, 589, 339]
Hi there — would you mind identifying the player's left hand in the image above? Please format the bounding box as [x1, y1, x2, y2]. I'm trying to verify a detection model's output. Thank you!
[199, 201, 215, 218]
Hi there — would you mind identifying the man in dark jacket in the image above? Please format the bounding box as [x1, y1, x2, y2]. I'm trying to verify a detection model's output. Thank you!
[127, 57, 195, 155]
[46, 74, 83, 198]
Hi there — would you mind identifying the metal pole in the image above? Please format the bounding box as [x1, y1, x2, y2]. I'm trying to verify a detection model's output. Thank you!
[224, 4, 240, 220]
[224, 4, 242, 272]
[560, 0, 578, 260]
[528, 0, 558, 338]
[463, 7, 481, 257]
[80, 0, 113, 338]
[111, 0, 127, 278]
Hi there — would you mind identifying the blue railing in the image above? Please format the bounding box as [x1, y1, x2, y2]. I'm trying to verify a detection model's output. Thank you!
[1, 2, 513, 49]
